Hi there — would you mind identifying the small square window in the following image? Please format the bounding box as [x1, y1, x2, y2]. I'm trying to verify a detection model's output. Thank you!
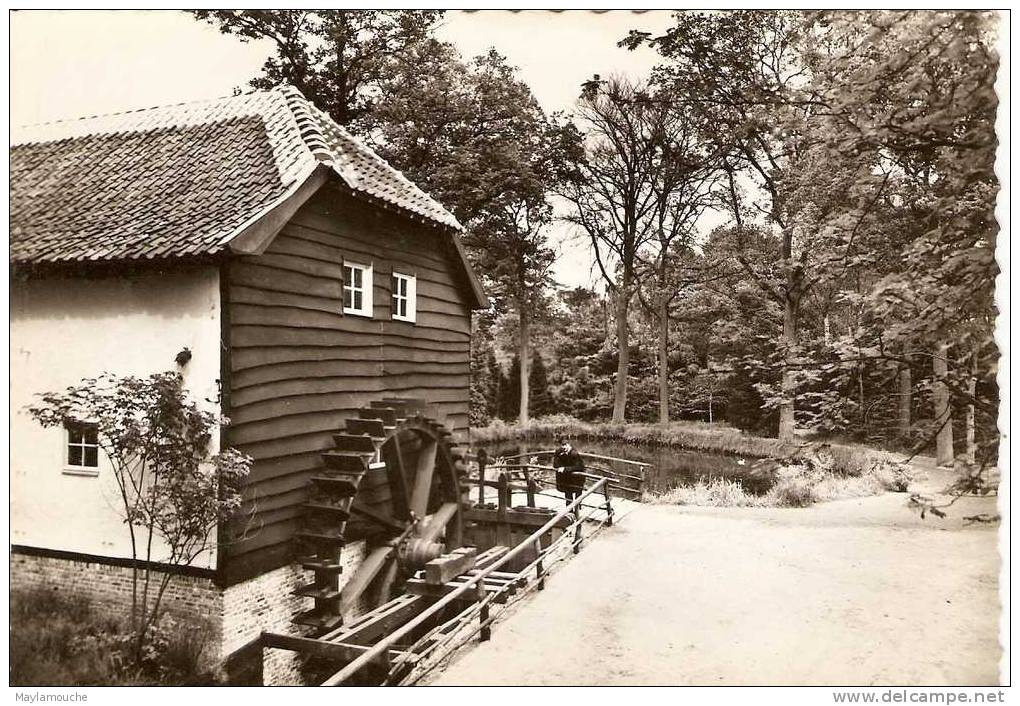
[391, 272, 416, 323]
[343, 262, 373, 317]
[65, 421, 99, 473]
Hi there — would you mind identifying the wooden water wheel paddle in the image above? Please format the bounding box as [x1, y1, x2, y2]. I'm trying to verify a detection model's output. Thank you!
[294, 398, 468, 631]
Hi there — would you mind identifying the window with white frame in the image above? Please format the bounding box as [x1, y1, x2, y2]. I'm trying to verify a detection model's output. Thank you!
[343, 261, 373, 317]
[65, 421, 99, 472]
[391, 272, 416, 323]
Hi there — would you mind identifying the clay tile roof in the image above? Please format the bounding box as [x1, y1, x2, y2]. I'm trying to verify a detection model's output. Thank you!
[10, 85, 462, 265]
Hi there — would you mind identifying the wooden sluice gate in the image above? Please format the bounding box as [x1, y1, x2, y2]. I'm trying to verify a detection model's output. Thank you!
[261, 444, 643, 686]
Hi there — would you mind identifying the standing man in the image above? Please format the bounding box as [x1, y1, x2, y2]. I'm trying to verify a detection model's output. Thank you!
[552, 437, 586, 508]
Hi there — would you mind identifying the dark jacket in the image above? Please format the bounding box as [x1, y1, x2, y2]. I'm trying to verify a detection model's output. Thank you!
[552, 446, 585, 472]
[552, 446, 585, 492]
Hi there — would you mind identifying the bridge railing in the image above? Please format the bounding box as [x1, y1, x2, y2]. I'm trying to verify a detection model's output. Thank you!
[321, 476, 613, 686]
[483, 449, 648, 501]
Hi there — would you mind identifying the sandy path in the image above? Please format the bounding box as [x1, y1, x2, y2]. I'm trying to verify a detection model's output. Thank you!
[428, 492, 1002, 686]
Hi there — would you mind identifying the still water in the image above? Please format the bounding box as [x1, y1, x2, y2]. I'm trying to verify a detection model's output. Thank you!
[483, 437, 772, 495]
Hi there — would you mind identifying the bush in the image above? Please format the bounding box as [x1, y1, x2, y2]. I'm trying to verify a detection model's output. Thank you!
[10, 589, 220, 686]
[648, 456, 914, 509]
[762, 463, 822, 507]
[869, 460, 915, 492]
[648, 477, 760, 507]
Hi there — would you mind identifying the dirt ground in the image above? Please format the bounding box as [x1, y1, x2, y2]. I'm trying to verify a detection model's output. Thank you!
[427, 485, 1003, 686]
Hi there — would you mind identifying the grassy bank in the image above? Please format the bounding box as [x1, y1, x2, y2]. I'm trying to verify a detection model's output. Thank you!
[647, 463, 909, 508]
[471, 416, 898, 477]
[10, 588, 220, 686]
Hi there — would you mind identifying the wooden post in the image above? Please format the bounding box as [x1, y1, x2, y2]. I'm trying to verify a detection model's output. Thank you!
[534, 538, 545, 590]
[479, 603, 491, 641]
[573, 517, 582, 555]
[526, 477, 537, 508]
[603, 481, 614, 527]
[496, 473, 512, 550]
[497, 473, 509, 512]
[477, 449, 488, 505]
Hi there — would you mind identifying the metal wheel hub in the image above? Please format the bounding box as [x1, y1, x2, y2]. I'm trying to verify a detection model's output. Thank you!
[397, 537, 446, 569]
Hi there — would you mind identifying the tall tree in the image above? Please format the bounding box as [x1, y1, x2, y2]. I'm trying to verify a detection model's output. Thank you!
[191, 10, 442, 128]
[808, 10, 999, 465]
[529, 354, 555, 418]
[628, 11, 920, 442]
[559, 76, 675, 422]
[371, 50, 563, 424]
[633, 100, 723, 423]
[625, 11, 816, 440]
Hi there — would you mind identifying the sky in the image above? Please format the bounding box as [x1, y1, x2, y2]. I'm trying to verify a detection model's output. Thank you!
[9, 9, 683, 289]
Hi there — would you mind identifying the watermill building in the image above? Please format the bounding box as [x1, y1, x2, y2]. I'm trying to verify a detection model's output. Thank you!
[10, 85, 489, 682]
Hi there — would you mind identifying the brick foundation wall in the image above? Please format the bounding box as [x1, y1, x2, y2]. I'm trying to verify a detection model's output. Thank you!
[10, 550, 222, 628]
[244, 540, 368, 686]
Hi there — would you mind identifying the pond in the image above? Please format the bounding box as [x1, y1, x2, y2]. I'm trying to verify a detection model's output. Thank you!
[483, 437, 773, 495]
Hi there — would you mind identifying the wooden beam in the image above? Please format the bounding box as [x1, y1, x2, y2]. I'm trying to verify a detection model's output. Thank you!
[405, 577, 485, 601]
[385, 433, 411, 521]
[350, 501, 406, 532]
[261, 632, 415, 665]
[418, 502, 459, 544]
[473, 545, 509, 569]
[322, 594, 431, 645]
[339, 545, 394, 613]
[466, 507, 571, 529]
[227, 165, 330, 255]
[424, 547, 477, 585]
[410, 439, 438, 518]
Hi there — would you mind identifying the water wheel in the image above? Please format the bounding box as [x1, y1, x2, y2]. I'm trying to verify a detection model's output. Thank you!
[294, 398, 468, 630]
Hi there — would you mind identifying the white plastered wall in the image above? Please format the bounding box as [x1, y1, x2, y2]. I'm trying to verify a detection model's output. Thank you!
[10, 267, 223, 568]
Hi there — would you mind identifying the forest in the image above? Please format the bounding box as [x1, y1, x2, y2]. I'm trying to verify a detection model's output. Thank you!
[194, 9, 1000, 472]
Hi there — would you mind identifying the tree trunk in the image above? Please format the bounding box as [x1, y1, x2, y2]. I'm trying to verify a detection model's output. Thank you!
[857, 363, 866, 427]
[658, 297, 669, 425]
[933, 340, 954, 466]
[518, 304, 530, 425]
[613, 282, 630, 423]
[966, 348, 977, 464]
[778, 295, 798, 442]
[898, 351, 912, 439]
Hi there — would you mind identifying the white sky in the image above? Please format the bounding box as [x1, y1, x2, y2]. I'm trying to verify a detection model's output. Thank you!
[9, 9, 685, 289]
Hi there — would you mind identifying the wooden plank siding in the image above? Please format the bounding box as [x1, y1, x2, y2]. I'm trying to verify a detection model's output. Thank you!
[221, 185, 474, 584]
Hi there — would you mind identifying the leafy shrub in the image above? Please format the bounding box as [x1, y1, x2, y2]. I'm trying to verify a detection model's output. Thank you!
[762, 463, 823, 507]
[27, 371, 251, 646]
[869, 460, 915, 492]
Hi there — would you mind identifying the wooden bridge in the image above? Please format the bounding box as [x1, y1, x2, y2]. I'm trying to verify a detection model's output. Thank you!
[262, 451, 640, 685]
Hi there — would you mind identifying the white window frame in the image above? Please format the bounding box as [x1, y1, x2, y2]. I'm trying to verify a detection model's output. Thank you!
[391, 272, 417, 323]
[343, 261, 373, 317]
[64, 420, 100, 476]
